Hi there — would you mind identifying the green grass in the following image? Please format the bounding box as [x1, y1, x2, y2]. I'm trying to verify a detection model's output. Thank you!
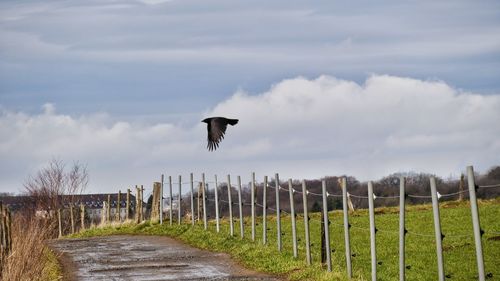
[41, 247, 63, 281]
[72, 199, 500, 280]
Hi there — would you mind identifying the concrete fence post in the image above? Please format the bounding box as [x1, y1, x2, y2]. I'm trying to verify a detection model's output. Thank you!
[190, 173, 195, 226]
[169, 176, 173, 225]
[227, 174, 234, 236]
[160, 174, 164, 224]
[251, 172, 256, 242]
[322, 180, 332, 271]
[202, 173, 207, 230]
[368, 181, 377, 281]
[178, 175, 182, 224]
[80, 203, 85, 231]
[288, 179, 298, 258]
[262, 176, 268, 245]
[399, 176, 406, 281]
[302, 180, 311, 265]
[467, 166, 485, 281]
[430, 176, 445, 281]
[237, 176, 244, 238]
[341, 177, 352, 279]
[58, 208, 62, 238]
[70, 205, 75, 234]
[275, 173, 282, 252]
[214, 175, 220, 232]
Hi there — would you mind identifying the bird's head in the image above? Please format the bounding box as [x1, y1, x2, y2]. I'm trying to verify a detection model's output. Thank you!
[201, 118, 210, 123]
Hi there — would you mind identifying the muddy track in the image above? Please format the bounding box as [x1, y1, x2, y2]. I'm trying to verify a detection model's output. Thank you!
[48, 235, 281, 281]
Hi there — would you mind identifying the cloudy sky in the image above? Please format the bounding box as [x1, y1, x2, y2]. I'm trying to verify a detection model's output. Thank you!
[1, 0, 499, 194]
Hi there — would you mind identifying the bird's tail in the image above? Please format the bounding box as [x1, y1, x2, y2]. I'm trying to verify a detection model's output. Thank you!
[227, 118, 238, 126]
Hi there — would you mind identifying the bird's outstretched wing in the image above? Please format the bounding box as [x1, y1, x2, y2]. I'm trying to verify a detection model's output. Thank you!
[207, 118, 228, 151]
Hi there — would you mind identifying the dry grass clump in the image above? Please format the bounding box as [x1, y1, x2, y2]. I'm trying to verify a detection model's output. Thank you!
[1, 215, 61, 281]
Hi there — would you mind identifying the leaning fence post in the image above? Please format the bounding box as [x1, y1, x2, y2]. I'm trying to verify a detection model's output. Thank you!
[227, 174, 234, 236]
[202, 173, 208, 230]
[237, 176, 244, 238]
[322, 180, 332, 271]
[178, 175, 182, 224]
[288, 179, 298, 258]
[341, 177, 352, 278]
[135, 186, 140, 223]
[367, 181, 377, 281]
[169, 176, 173, 225]
[430, 176, 445, 281]
[190, 173, 195, 226]
[160, 174, 164, 224]
[467, 166, 485, 281]
[262, 176, 268, 245]
[251, 172, 256, 242]
[214, 175, 220, 232]
[302, 180, 311, 265]
[399, 176, 406, 281]
[58, 208, 63, 238]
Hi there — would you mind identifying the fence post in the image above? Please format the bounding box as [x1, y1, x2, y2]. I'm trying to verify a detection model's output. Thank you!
[251, 172, 256, 241]
[178, 175, 182, 224]
[262, 176, 268, 245]
[227, 174, 234, 236]
[237, 176, 244, 238]
[202, 173, 207, 230]
[399, 176, 406, 281]
[322, 180, 332, 271]
[459, 173, 465, 202]
[367, 181, 377, 281]
[467, 166, 485, 281]
[302, 180, 311, 265]
[275, 173, 282, 252]
[135, 186, 140, 223]
[107, 194, 111, 222]
[160, 174, 164, 224]
[190, 173, 195, 226]
[140, 185, 144, 221]
[341, 177, 352, 278]
[80, 203, 85, 231]
[126, 188, 130, 220]
[430, 176, 445, 281]
[117, 190, 121, 222]
[214, 175, 220, 232]
[169, 176, 173, 225]
[58, 208, 62, 238]
[288, 179, 298, 258]
[70, 205, 75, 234]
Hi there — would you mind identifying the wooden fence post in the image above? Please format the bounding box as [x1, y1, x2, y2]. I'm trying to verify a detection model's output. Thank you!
[467, 166, 485, 281]
[262, 176, 268, 245]
[107, 194, 111, 222]
[288, 179, 298, 258]
[178, 175, 182, 224]
[140, 185, 144, 221]
[368, 181, 377, 281]
[237, 176, 244, 238]
[215, 175, 220, 232]
[126, 188, 130, 220]
[80, 203, 85, 231]
[190, 173, 195, 226]
[322, 180, 332, 271]
[399, 176, 406, 281]
[160, 174, 164, 224]
[58, 208, 63, 238]
[152, 182, 161, 223]
[251, 172, 256, 241]
[430, 177, 445, 281]
[135, 186, 140, 223]
[117, 190, 121, 222]
[302, 180, 311, 265]
[70, 205, 75, 234]
[227, 174, 234, 236]
[202, 173, 207, 230]
[341, 177, 352, 279]
[275, 173, 282, 252]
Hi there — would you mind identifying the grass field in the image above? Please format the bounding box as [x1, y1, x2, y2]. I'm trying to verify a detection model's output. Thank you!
[73, 198, 500, 280]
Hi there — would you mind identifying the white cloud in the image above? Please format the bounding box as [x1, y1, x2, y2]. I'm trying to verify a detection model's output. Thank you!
[1, 75, 499, 194]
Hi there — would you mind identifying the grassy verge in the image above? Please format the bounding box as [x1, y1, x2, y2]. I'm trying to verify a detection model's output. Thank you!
[72, 199, 500, 281]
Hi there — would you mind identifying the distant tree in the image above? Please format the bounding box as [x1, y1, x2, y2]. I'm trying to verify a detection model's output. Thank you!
[311, 201, 321, 213]
[487, 166, 500, 180]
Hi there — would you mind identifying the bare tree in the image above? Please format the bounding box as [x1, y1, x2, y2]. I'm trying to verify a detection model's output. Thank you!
[23, 159, 88, 218]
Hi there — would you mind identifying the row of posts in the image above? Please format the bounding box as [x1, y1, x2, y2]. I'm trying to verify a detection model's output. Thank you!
[159, 166, 485, 281]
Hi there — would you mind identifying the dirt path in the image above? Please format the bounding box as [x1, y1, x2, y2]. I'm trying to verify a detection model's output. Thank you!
[48, 235, 281, 281]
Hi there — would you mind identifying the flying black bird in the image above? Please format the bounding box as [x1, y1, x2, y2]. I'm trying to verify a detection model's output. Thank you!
[202, 117, 239, 151]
